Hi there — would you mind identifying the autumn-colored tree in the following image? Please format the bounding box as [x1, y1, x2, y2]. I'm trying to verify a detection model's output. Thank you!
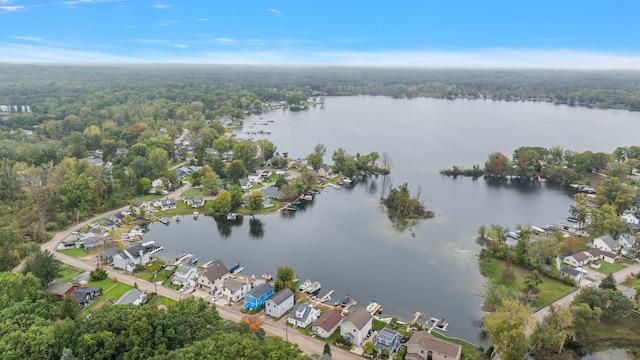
[240, 314, 262, 333]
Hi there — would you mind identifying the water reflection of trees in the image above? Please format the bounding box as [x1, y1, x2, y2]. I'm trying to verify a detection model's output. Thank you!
[249, 218, 265, 240]
[214, 215, 244, 238]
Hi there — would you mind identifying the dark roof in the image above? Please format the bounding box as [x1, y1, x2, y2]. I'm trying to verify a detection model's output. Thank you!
[312, 309, 343, 331]
[269, 288, 294, 305]
[202, 259, 229, 281]
[247, 283, 273, 299]
[224, 278, 248, 292]
[561, 267, 581, 277]
[568, 251, 589, 262]
[343, 307, 372, 330]
[100, 247, 119, 257]
[125, 243, 146, 258]
[407, 331, 461, 359]
[132, 199, 143, 207]
[374, 328, 402, 352]
[70, 287, 99, 303]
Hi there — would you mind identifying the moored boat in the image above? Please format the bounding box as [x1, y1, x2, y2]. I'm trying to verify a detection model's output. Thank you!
[306, 281, 321, 294]
[262, 272, 273, 281]
[298, 279, 312, 292]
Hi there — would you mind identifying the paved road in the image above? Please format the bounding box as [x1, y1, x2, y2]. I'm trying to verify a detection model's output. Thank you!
[531, 262, 640, 331]
[37, 188, 361, 359]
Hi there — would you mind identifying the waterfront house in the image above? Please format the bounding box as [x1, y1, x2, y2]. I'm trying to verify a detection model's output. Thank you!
[183, 196, 205, 208]
[220, 277, 251, 303]
[160, 198, 177, 211]
[373, 328, 403, 355]
[317, 165, 333, 178]
[593, 235, 622, 254]
[99, 247, 119, 264]
[288, 302, 320, 328]
[405, 330, 462, 360]
[111, 241, 162, 271]
[340, 307, 373, 346]
[265, 288, 294, 318]
[172, 265, 199, 287]
[562, 251, 590, 267]
[113, 289, 147, 305]
[46, 282, 79, 300]
[197, 259, 229, 292]
[244, 283, 273, 310]
[312, 309, 344, 339]
[262, 186, 281, 200]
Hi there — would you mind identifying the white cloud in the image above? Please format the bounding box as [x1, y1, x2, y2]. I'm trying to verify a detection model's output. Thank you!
[130, 38, 170, 44]
[152, 3, 171, 10]
[0, 0, 15, 4]
[266, 8, 282, 16]
[155, 20, 179, 27]
[125, 25, 138, 28]
[194, 18, 207, 22]
[8, 36, 42, 42]
[1, 41, 640, 70]
[0, 5, 24, 13]
[214, 38, 237, 44]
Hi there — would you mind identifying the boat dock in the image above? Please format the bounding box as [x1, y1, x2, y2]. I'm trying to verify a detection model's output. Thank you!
[157, 216, 170, 225]
[429, 317, 449, 332]
[412, 312, 423, 324]
[369, 303, 383, 316]
[318, 290, 334, 303]
[175, 252, 193, 266]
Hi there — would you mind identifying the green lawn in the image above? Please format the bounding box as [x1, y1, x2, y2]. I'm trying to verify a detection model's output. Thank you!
[59, 248, 87, 258]
[83, 282, 133, 313]
[181, 188, 207, 197]
[482, 258, 574, 310]
[149, 295, 178, 308]
[593, 260, 629, 275]
[373, 319, 387, 331]
[56, 264, 85, 283]
[134, 260, 167, 281]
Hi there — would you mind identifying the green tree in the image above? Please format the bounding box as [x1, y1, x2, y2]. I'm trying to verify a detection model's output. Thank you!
[526, 234, 561, 269]
[59, 295, 81, 320]
[569, 193, 589, 228]
[89, 267, 108, 281]
[589, 204, 623, 237]
[571, 302, 601, 344]
[226, 160, 248, 185]
[306, 152, 323, 171]
[534, 305, 575, 355]
[599, 273, 617, 290]
[232, 141, 259, 172]
[228, 185, 244, 209]
[138, 177, 152, 195]
[256, 139, 276, 163]
[148, 147, 169, 179]
[202, 170, 221, 195]
[22, 249, 62, 287]
[573, 287, 632, 323]
[0, 271, 42, 308]
[596, 177, 633, 214]
[483, 299, 532, 360]
[362, 341, 375, 356]
[274, 266, 297, 293]
[247, 190, 264, 216]
[484, 151, 509, 177]
[213, 190, 232, 213]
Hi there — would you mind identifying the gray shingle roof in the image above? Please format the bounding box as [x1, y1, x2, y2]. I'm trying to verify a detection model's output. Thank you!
[202, 259, 229, 281]
[113, 289, 144, 305]
[247, 283, 272, 298]
[269, 288, 294, 305]
[343, 307, 372, 330]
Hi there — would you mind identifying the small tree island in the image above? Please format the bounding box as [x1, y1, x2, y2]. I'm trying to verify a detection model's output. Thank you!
[382, 183, 434, 234]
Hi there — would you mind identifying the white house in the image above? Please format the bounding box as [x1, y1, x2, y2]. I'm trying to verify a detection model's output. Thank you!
[171, 265, 199, 287]
[160, 199, 177, 211]
[617, 233, 636, 254]
[340, 307, 373, 346]
[111, 241, 162, 271]
[288, 302, 321, 328]
[585, 247, 619, 264]
[621, 211, 639, 225]
[563, 251, 590, 267]
[593, 235, 622, 254]
[265, 288, 295, 318]
[220, 278, 251, 303]
[113, 289, 147, 305]
[247, 173, 262, 184]
[152, 178, 163, 189]
[197, 259, 229, 292]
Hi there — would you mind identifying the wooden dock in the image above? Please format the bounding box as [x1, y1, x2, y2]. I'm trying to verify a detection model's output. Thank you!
[175, 253, 193, 266]
[369, 304, 382, 316]
[412, 312, 422, 324]
[429, 317, 449, 332]
[318, 290, 334, 303]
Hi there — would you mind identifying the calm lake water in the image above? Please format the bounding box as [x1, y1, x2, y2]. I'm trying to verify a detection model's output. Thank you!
[148, 97, 640, 345]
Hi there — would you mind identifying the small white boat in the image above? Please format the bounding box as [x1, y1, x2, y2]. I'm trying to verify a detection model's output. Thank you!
[306, 281, 321, 294]
[262, 272, 273, 281]
[298, 279, 312, 292]
[226, 213, 237, 220]
[366, 300, 379, 313]
[193, 211, 199, 219]
[301, 194, 313, 201]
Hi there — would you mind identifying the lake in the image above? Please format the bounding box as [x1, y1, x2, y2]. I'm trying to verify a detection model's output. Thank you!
[148, 96, 640, 345]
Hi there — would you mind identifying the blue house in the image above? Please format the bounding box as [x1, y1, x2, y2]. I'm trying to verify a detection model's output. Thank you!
[244, 283, 273, 310]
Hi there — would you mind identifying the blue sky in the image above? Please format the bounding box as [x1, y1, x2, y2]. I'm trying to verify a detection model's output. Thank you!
[1, 0, 639, 68]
